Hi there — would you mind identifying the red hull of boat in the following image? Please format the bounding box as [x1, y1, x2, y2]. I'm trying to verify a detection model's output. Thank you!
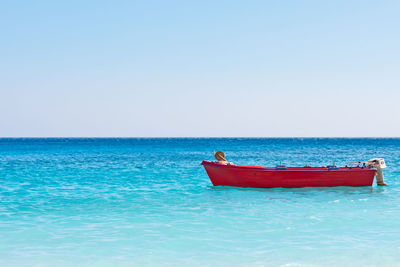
[201, 161, 376, 188]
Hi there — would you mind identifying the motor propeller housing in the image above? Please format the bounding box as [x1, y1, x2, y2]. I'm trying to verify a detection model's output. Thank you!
[368, 158, 387, 186]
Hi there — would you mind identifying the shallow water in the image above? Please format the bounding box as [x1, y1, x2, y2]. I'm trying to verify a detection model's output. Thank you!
[1, 138, 400, 266]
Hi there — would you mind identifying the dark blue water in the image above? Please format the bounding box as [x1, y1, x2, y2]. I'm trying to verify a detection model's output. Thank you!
[1, 138, 400, 266]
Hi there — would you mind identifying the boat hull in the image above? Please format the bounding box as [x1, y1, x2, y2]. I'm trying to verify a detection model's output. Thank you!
[201, 161, 376, 188]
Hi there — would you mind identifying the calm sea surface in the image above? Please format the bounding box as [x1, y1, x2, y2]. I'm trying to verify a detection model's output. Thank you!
[1, 138, 400, 266]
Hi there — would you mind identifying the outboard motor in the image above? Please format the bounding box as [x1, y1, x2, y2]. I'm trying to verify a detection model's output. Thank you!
[368, 158, 387, 186]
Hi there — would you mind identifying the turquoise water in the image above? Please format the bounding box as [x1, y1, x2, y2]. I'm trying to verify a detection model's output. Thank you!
[1, 138, 400, 266]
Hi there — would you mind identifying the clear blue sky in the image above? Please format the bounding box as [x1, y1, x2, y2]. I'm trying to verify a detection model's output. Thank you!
[1, 0, 399, 137]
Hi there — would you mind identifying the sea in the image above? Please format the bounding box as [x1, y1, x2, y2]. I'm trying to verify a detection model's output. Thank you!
[1, 138, 400, 267]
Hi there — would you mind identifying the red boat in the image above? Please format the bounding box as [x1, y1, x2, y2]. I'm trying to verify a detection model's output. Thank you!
[202, 152, 386, 188]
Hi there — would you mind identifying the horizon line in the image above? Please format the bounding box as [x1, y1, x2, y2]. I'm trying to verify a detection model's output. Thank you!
[1, 136, 400, 139]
